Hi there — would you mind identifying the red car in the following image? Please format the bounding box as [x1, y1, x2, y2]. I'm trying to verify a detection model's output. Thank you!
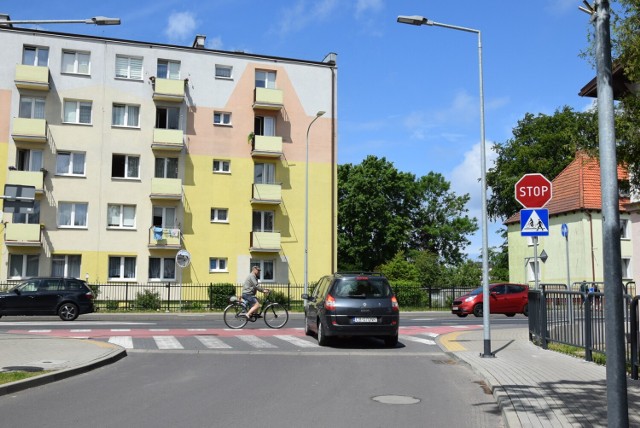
[451, 283, 529, 318]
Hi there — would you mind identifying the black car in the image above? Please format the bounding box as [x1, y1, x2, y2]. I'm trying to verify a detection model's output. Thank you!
[301, 272, 399, 347]
[0, 277, 95, 321]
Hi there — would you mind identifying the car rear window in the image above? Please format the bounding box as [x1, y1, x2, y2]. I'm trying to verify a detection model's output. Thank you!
[333, 278, 392, 298]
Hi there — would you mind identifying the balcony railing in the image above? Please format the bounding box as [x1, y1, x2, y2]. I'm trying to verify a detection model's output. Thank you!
[250, 231, 281, 252]
[4, 223, 42, 247]
[152, 128, 184, 151]
[148, 226, 181, 248]
[11, 118, 47, 143]
[251, 183, 282, 204]
[152, 77, 186, 102]
[150, 178, 182, 200]
[7, 170, 45, 194]
[251, 135, 283, 157]
[253, 87, 283, 110]
[15, 64, 49, 91]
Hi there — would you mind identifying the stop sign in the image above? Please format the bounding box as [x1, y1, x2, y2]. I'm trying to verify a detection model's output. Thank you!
[515, 173, 552, 208]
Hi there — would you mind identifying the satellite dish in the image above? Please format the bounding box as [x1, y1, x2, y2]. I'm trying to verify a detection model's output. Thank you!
[176, 249, 191, 268]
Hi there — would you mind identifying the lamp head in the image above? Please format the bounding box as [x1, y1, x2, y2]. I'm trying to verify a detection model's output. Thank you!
[397, 15, 429, 26]
[316, 111, 326, 117]
[91, 16, 121, 25]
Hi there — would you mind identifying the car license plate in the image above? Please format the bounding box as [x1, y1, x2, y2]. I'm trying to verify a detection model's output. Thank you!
[452, 306, 458, 310]
[353, 317, 377, 323]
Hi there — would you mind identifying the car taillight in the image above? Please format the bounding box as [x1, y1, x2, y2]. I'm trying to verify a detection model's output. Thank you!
[325, 294, 336, 311]
[391, 296, 399, 312]
[85, 292, 94, 300]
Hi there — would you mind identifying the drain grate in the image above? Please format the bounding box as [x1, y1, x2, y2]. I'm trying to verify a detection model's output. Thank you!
[372, 395, 421, 405]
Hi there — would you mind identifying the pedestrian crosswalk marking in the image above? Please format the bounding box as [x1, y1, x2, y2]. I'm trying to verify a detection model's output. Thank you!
[109, 336, 133, 349]
[195, 335, 232, 349]
[274, 335, 318, 348]
[154, 336, 184, 349]
[237, 335, 277, 348]
[400, 335, 436, 346]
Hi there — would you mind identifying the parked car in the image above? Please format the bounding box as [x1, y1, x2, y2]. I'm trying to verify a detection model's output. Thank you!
[0, 277, 95, 321]
[301, 272, 399, 347]
[451, 283, 529, 318]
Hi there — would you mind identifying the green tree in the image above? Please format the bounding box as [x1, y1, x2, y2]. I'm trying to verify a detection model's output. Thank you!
[440, 260, 482, 287]
[377, 251, 420, 282]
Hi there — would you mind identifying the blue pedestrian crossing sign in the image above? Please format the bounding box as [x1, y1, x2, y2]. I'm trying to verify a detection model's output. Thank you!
[520, 209, 549, 237]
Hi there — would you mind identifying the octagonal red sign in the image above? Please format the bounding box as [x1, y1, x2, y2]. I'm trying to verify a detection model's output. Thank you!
[515, 173, 552, 208]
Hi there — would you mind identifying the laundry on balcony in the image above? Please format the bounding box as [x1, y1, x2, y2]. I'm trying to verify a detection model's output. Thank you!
[169, 228, 180, 238]
[153, 226, 164, 240]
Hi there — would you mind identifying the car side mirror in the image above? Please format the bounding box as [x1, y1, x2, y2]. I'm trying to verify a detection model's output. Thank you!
[13, 289, 21, 296]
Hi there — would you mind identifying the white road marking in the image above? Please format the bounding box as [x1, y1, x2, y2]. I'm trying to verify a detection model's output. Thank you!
[400, 335, 436, 346]
[274, 335, 318, 348]
[109, 336, 133, 349]
[237, 335, 277, 349]
[195, 336, 232, 349]
[154, 336, 184, 349]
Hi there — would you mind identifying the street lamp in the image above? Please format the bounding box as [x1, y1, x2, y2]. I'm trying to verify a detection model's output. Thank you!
[304, 111, 326, 302]
[397, 14, 492, 357]
[0, 15, 121, 26]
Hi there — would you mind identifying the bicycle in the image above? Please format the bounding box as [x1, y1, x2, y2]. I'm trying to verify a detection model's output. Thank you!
[223, 293, 289, 329]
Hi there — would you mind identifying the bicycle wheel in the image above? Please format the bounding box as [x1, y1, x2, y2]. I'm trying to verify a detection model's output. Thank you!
[223, 303, 248, 329]
[263, 303, 289, 329]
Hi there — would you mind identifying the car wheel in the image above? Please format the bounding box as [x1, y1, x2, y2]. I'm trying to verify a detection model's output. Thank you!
[456, 313, 468, 318]
[473, 304, 483, 318]
[58, 302, 79, 321]
[505, 313, 516, 317]
[317, 318, 330, 346]
[304, 313, 313, 336]
[384, 335, 398, 348]
[523, 304, 529, 317]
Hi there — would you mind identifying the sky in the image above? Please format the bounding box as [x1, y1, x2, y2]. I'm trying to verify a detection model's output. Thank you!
[3, 0, 601, 259]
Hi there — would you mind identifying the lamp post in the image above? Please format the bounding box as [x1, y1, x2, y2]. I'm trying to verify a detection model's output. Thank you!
[304, 111, 326, 302]
[397, 14, 492, 357]
[0, 16, 121, 26]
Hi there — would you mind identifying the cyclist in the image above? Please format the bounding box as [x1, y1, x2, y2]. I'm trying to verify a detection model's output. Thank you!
[242, 266, 269, 319]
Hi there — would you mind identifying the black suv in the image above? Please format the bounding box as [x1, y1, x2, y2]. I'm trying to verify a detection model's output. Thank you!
[302, 272, 399, 347]
[0, 277, 95, 321]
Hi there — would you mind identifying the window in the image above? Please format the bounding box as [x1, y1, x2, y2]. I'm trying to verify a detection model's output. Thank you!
[58, 202, 88, 228]
[115, 55, 143, 80]
[13, 200, 40, 224]
[213, 159, 230, 173]
[255, 70, 276, 89]
[23, 46, 49, 66]
[622, 258, 632, 279]
[153, 206, 176, 228]
[156, 107, 180, 129]
[215, 65, 232, 79]
[16, 149, 43, 171]
[112, 154, 140, 179]
[62, 50, 90, 75]
[56, 151, 86, 176]
[19, 96, 45, 119]
[621, 219, 630, 239]
[253, 210, 274, 232]
[112, 104, 140, 127]
[250, 260, 274, 281]
[9, 254, 39, 279]
[527, 260, 540, 283]
[213, 112, 232, 125]
[211, 208, 228, 223]
[108, 256, 136, 280]
[254, 163, 275, 184]
[209, 258, 228, 272]
[51, 255, 81, 278]
[149, 257, 175, 280]
[157, 59, 180, 79]
[254, 116, 275, 136]
[63, 100, 92, 124]
[108, 204, 136, 228]
[155, 157, 178, 179]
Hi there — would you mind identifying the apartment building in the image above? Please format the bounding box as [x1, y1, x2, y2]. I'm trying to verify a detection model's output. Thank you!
[0, 25, 337, 286]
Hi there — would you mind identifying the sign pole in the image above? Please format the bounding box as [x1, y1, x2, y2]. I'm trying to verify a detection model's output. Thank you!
[533, 236, 539, 289]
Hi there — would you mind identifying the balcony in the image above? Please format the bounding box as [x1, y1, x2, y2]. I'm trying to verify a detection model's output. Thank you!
[253, 88, 283, 111]
[7, 170, 45, 195]
[251, 135, 283, 158]
[14, 64, 49, 91]
[148, 226, 181, 249]
[152, 128, 184, 151]
[4, 223, 42, 247]
[251, 183, 282, 204]
[11, 118, 47, 144]
[152, 77, 185, 102]
[150, 178, 182, 201]
[250, 231, 281, 252]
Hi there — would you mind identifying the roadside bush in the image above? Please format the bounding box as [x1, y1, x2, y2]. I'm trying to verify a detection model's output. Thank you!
[208, 283, 236, 309]
[134, 289, 162, 310]
[391, 281, 428, 308]
[105, 300, 119, 311]
[268, 290, 288, 306]
[182, 301, 204, 311]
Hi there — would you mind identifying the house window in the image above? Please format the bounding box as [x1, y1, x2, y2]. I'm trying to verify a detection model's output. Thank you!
[62, 50, 90, 75]
[16, 149, 43, 171]
[22, 46, 49, 66]
[63, 100, 92, 124]
[250, 260, 274, 281]
[108, 204, 136, 228]
[255, 70, 276, 89]
[112, 104, 140, 127]
[209, 258, 228, 272]
[19, 96, 45, 119]
[153, 206, 175, 228]
[13, 200, 40, 224]
[149, 257, 176, 280]
[108, 256, 136, 280]
[112, 154, 140, 179]
[156, 107, 180, 129]
[9, 254, 39, 279]
[620, 219, 630, 239]
[215, 65, 232, 79]
[155, 157, 178, 179]
[213, 159, 230, 173]
[115, 55, 143, 80]
[622, 258, 632, 279]
[211, 208, 228, 223]
[213, 112, 232, 125]
[252, 210, 274, 232]
[58, 202, 88, 228]
[51, 255, 81, 278]
[254, 163, 275, 184]
[527, 260, 540, 283]
[254, 116, 275, 136]
[56, 151, 86, 176]
[157, 59, 180, 79]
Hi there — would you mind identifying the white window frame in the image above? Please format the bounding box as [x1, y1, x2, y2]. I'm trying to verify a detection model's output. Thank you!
[111, 154, 140, 179]
[254, 163, 276, 184]
[250, 260, 274, 282]
[112, 104, 140, 128]
[155, 157, 179, 179]
[19, 96, 46, 119]
[153, 206, 176, 228]
[115, 55, 143, 80]
[252, 210, 274, 232]
[58, 202, 88, 228]
[63, 100, 92, 125]
[622, 258, 632, 280]
[9, 254, 39, 279]
[108, 256, 137, 281]
[51, 254, 81, 278]
[22, 46, 49, 66]
[213, 159, 230, 173]
[56, 151, 86, 176]
[149, 257, 176, 281]
[157, 59, 180, 79]
[156, 106, 180, 130]
[62, 50, 91, 75]
[255, 70, 276, 89]
[620, 219, 630, 240]
[211, 208, 228, 223]
[213, 112, 232, 126]
[17, 149, 43, 171]
[215, 65, 233, 79]
[527, 260, 540, 283]
[107, 204, 136, 229]
[209, 258, 228, 272]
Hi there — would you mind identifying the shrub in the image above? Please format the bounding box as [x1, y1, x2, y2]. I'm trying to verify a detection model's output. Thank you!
[105, 300, 119, 311]
[135, 289, 162, 310]
[268, 290, 288, 306]
[391, 280, 428, 308]
[182, 301, 204, 311]
[208, 283, 236, 309]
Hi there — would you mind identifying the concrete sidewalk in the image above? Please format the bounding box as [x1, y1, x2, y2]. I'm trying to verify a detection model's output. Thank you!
[0, 334, 126, 396]
[438, 327, 640, 427]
